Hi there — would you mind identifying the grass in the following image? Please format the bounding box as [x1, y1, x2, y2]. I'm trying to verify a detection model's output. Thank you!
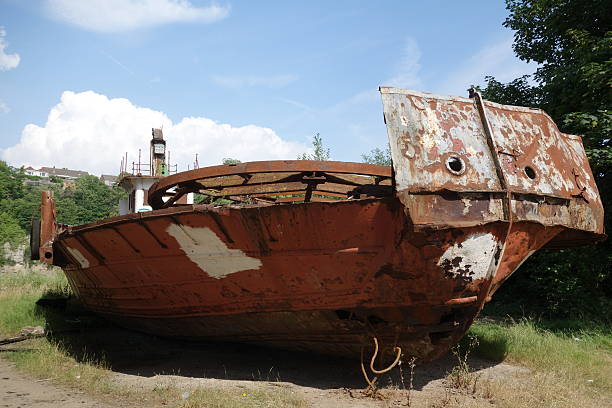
[168, 386, 307, 408]
[432, 371, 611, 408]
[468, 318, 612, 391]
[439, 318, 612, 408]
[0, 266, 115, 395]
[0, 267, 307, 407]
[0, 266, 68, 333]
[6, 338, 116, 393]
[1, 267, 611, 408]
[446, 335, 481, 393]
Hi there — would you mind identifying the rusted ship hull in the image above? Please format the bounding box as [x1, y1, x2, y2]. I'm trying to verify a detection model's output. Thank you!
[37, 87, 605, 363]
[52, 198, 562, 361]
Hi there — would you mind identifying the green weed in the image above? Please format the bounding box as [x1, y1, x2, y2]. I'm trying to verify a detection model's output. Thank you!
[468, 318, 612, 392]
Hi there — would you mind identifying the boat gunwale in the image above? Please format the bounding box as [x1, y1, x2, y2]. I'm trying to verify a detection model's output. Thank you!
[147, 160, 393, 209]
[56, 193, 605, 245]
[57, 196, 392, 237]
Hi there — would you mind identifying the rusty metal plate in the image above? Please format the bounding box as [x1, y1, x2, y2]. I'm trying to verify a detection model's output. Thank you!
[380, 87, 502, 193]
[484, 100, 601, 203]
[380, 87, 605, 239]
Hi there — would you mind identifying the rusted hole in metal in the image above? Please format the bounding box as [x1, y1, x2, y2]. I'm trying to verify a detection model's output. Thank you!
[524, 166, 537, 180]
[445, 156, 465, 175]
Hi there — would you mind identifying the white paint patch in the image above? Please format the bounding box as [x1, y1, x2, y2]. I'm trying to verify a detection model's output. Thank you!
[461, 198, 473, 215]
[166, 224, 262, 279]
[437, 233, 499, 281]
[66, 247, 90, 268]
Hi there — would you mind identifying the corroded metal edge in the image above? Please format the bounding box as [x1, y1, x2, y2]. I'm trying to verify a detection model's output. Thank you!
[380, 86, 605, 246]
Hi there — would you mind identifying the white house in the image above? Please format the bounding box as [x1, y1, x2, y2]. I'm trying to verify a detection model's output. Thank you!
[23, 166, 48, 178]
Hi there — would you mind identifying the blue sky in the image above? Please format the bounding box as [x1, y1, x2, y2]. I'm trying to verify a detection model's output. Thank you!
[0, 0, 535, 175]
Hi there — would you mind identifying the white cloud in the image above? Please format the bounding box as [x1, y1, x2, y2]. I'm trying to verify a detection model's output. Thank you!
[212, 74, 299, 89]
[386, 37, 422, 89]
[0, 90, 306, 175]
[0, 101, 9, 113]
[432, 37, 537, 97]
[46, 0, 229, 32]
[0, 28, 20, 71]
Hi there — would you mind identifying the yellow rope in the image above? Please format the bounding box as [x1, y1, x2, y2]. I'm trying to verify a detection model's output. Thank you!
[360, 342, 377, 391]
[369, 337, 402, 375]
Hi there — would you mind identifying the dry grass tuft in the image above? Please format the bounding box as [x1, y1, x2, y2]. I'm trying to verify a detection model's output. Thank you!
[446, 335, 481, 393]
[178, 386, 307, 408]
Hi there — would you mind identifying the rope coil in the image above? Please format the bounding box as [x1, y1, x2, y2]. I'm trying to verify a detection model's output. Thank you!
[369, 337, 402, 374]
[360, 336, 402, 395]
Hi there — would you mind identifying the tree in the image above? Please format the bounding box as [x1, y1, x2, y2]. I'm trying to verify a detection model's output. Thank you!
[298, 133, 330, 161]
[497, 0, 611, 151]
[222, 158, 242, 165]
[361, 146, 392, 166]
[479, 75, 541, 107]
[0, 161, 26, 203]
[480, 0, 611, 317]
[55, 176, 125, 225]
[0, 162, 40, 231]
[0, 211, 26, 265]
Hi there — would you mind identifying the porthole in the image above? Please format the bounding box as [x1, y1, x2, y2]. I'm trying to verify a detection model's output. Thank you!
[524, 166, 537, 180]
[445, 156, 466, 175]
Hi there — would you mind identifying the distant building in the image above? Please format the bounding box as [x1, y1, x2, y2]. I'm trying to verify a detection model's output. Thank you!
[100, 174, 118, 186]
[23, 166, 48, 178]
[21, 165, 90, 188]
[40, 167, 89, 180]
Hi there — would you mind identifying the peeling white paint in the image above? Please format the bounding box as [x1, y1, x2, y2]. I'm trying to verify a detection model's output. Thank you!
[437, 233, 499, 281]
[66, 247, 90, 268]
[403, 142, 415, 159]
[461, 198, 473, 215]
[166, 224, 262, 279]
[383, 91, 503, 193]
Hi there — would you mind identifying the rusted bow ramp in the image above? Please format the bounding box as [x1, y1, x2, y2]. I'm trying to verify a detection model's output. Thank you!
[36, 87, 604, 366]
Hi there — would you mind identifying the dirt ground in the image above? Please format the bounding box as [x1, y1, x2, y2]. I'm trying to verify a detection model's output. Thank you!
[0, 358, 118, 408]
[0, 322, 529, 408]
[107, 352, 526, 408]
